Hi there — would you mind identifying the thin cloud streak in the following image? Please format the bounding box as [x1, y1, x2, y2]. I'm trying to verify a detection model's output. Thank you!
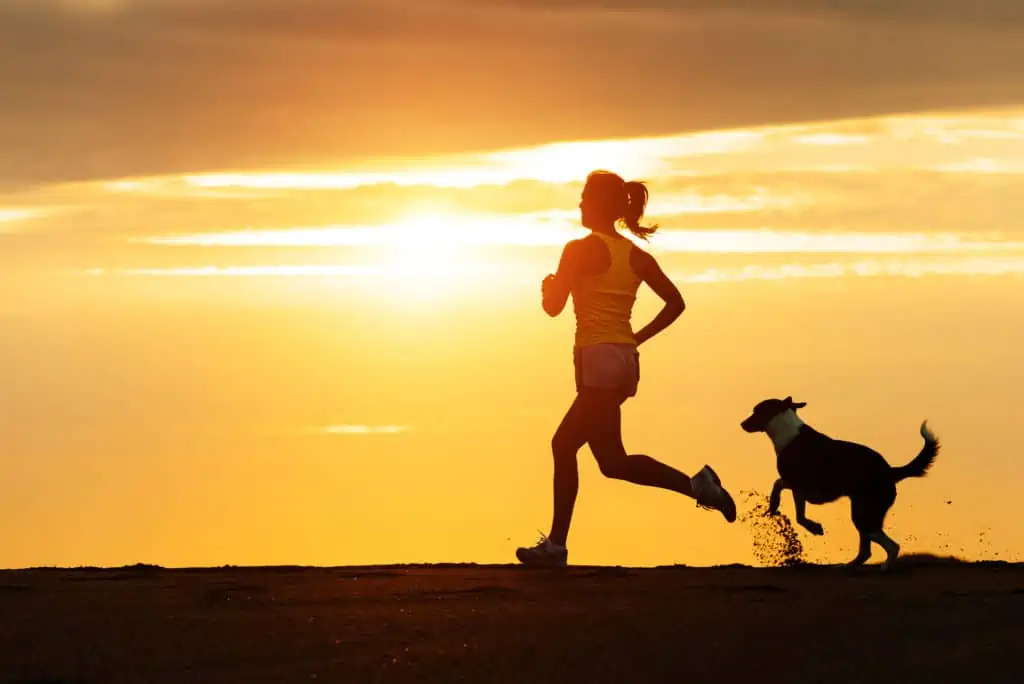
[0, 207, 47, 230]
[323, 425, 409, 436]
[675, 257, 1024, 282]
[140, 227, 1024, 254]
[84, 255, 1024, 283]
[94, 263, 514, 279]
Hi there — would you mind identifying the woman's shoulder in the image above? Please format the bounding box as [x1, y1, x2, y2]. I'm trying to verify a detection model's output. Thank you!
[564, 233, 608, 258]
[567, 233, 657, 276]
[628, 243, 655, 277]
[562, 234, 611, 276]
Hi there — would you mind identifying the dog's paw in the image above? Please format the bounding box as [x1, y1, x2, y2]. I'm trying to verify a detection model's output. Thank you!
[802, 520, 825, 536]
[765, 508, 779, 517]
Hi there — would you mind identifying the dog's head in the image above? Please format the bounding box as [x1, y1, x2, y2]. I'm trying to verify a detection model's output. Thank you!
[741, 396, 807, 433]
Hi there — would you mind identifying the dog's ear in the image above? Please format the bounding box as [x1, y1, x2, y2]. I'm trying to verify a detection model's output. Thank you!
[784, 396, 807, 410]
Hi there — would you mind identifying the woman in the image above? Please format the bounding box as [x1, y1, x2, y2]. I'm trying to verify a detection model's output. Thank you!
[516, 170, 736, 567]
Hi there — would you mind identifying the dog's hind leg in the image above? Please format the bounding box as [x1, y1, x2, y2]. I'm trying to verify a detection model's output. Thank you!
[851, 491, 899, 568]
[869, 530, 901, 569]
[847, 533, 871, 567]
[793, 494, 824, 536]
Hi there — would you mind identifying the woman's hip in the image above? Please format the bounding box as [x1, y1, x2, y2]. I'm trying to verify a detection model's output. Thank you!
[573, 343, 640, 398]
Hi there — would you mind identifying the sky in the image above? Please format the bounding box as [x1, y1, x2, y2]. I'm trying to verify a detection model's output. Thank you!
[2, 0, 1023, 569]
[5, 0, 1024, 185]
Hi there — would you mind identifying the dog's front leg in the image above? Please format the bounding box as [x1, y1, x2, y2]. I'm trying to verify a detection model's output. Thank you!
[768, 478, 787, 515]
[793, 494, 824, 536]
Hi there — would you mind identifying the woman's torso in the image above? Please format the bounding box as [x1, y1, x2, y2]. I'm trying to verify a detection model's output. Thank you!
[571, 232, 642, 348]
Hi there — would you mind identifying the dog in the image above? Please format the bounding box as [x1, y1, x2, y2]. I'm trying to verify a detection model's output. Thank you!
[741, 397, 939, 567]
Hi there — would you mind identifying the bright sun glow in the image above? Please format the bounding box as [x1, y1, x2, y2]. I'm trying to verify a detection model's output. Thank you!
[373, 214, 474, 286]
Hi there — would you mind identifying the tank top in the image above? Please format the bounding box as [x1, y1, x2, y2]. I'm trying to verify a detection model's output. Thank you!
[571, 232, 642, 348]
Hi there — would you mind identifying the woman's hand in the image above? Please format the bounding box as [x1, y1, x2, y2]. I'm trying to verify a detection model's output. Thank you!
[541, 274, 557, 297]
[541, 274, 569, 317]
[541, 241, 583, 317]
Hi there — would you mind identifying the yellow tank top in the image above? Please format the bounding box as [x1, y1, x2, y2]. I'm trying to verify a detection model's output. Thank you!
[571, 232, 642, 347]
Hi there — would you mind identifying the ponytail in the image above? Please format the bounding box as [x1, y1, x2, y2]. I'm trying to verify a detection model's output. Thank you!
[622, 180, 658, 240]
[582, 170, 659, 240]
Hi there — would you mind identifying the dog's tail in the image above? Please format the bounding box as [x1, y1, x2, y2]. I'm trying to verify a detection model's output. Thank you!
[891, 421, 940, 483]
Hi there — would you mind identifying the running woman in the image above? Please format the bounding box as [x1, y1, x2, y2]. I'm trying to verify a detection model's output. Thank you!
[516, 170, 736, 567]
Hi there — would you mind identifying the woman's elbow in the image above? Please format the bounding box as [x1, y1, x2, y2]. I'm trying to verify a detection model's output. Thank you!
[542, 299, 564, 317]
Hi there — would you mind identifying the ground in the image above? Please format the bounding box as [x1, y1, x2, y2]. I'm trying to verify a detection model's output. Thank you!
[1, 558, 1023, 683]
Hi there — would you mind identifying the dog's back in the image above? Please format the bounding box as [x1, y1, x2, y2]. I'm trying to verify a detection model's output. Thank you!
[777, 426, 893, 504]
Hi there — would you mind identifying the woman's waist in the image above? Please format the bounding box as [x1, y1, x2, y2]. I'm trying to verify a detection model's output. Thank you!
[574, 326, 637, 347]
[573, 341, 638, 352]
[573, 297, 635, 344]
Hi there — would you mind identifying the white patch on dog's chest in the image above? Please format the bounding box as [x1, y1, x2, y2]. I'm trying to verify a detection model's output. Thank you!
[766, 410, 806, 454]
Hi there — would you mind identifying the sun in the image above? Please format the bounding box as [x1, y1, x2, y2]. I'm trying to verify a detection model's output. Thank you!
[360, 213, 495, 303]
[375, 214, 470, 275]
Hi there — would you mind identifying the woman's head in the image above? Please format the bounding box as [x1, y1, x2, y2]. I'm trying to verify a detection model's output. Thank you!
[579, 170, 658, 240]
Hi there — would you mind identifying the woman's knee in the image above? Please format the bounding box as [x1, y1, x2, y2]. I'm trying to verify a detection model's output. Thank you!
[595, 452, 629, 480]
[551, 433, 580, 463]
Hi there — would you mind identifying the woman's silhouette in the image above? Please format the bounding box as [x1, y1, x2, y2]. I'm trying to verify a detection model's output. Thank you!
[516, 170, 736, 566]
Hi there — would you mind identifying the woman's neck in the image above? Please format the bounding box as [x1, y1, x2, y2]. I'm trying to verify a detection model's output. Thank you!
[589, 223, 618, 237]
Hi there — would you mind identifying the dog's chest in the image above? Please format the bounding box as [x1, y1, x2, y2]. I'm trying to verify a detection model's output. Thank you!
[777, 437, 839, 503]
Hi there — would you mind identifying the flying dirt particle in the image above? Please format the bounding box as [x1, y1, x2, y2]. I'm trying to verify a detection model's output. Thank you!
[738, 491, 805, 567]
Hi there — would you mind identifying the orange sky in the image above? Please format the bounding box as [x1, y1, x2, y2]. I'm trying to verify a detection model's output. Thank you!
[2, 1, 1024, 569]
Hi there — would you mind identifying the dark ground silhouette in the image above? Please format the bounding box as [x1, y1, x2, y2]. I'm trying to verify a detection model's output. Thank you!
[2, 557, 1023, 683]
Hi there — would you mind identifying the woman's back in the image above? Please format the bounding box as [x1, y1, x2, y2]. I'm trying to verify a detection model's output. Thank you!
[571, 232, 641, 347]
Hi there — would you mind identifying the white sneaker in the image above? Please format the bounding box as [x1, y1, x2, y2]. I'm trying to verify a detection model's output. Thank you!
[691, 465, 737, 522]
[516, 534, 568, 567]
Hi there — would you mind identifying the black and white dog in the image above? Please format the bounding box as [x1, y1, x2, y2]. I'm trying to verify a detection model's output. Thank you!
[741, 397, 939, 567]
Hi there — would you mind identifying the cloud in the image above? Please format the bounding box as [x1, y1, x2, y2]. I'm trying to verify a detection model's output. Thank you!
[20, 1, 1024, 26]
[58, 0, 131, 12]
[87, 254, 1024, 285]
[455, 0, 1024, 26]
[0, 207, 45, 226]
[675, 256, 1024, 283]
[322, 425, 409, 436]
[135, 225, 1024, 255]
[3, 0, 1024, 185]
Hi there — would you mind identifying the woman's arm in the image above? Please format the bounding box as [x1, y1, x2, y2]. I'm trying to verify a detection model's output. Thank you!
[632, 250, 685, 346]
[541, 240, 583, 317]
